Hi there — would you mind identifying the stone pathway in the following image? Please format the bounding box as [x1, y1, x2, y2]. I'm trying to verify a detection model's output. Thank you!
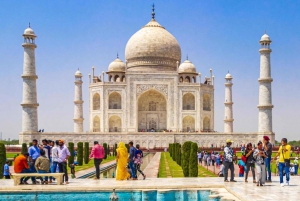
[76, 160, 116, 178]
[138, 152, 161, 179]
[163, 152, 172, 178]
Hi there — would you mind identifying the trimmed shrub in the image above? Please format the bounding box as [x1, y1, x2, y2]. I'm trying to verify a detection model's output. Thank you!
[182, 141, 192, 177]
[68, 142, 75, 165]
[103, 143, 108, 159]
[173, 143, 177, 162]
[115, 143, 118, 156]
[189, 142, 198, 177]
[21, 143, 28, 154]
[125, 144, 130, 153]
[169, 144, 173, 158]
[77, 142, 83, 166]
[84, 142, 89, 164]
[177, 143, 182, 166]
[29, 142, 33, 147]
[0, 143, 6, 179]
[108, 145, 110, 156]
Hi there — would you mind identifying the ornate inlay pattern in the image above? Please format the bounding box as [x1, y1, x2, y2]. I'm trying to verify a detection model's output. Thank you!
[136, 84, 168, 97]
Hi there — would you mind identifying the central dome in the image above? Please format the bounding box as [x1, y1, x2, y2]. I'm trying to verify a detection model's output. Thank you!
[125, 19, 181, 71]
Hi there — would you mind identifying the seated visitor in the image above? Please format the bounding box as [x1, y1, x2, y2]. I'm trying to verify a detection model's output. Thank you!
[14, 153, 33, 184]
[35, 149, 50, 184]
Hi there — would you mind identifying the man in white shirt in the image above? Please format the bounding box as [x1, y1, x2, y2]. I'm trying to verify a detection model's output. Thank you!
[49, 140, 59, 183]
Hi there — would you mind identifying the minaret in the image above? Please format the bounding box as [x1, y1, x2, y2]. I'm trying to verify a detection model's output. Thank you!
[224, 72, 233, 133]
[21, 25, 39, 133]
[74, 69, 84, 132]
[258, 32, 273, 133]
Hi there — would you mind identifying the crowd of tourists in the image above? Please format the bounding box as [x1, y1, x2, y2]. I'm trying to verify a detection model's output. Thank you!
[198, 136, 297, 187]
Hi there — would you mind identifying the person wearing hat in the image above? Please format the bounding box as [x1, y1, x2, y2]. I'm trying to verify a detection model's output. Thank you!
[294, 157, 299, 175]
[263, 136, 273, 182]
[223, 139, 236, 182]
[57, 139, 70, 184]
[89, 141, 105, 180]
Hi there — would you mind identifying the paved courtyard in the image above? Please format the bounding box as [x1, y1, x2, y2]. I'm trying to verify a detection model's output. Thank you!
[0, 176, 299, 201]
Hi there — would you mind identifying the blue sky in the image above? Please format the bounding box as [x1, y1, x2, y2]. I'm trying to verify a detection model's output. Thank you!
[0, 1, 299, 141]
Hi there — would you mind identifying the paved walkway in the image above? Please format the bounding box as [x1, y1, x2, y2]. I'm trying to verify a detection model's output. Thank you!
[1, 176, 300, 200]
[138, 152, 161, 179]
[76, 160, 116, 178]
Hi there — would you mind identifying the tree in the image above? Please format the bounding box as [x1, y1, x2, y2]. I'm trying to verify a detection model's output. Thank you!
[173, 143, 177, 162]
[169, 144, 173, 158]
[125, 144, 130, 153]
[0, 143, 6, 179]
[68, 142, 75, 165]
[182, 141, 192, 177]
[21, 143, 28, 154]
[103, 143, 108, 159]
[115, 143, 118, 156]
[29, 142, 33, 147]
[189, 142, 198, 177]
[177, 143, 182, 166]
[77, 142, 83, 166]
[107, 145, 110, 156]
[84, 142, 89, 164]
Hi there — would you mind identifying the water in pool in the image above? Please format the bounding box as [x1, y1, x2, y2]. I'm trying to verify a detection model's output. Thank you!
[0, 190, 220, 201]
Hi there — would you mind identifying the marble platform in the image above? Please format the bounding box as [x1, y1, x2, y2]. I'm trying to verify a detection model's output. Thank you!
[0, 176, 299, 201]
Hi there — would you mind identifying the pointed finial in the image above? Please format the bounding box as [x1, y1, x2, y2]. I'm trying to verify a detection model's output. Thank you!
[29, 22, 31, 28]
[152, 3, 155, 20]
[264, 30, 267, 34]
[228, 70, 229, 73]
[78, 68, 79, 70]
[117, 52, 119, 58]
[186, 54, 188, 60]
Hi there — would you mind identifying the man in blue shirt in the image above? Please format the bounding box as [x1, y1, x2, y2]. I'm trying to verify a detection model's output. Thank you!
[128, 141, 137, 180]
[28, 139, 41, 183]
[3, 161, 10, 179]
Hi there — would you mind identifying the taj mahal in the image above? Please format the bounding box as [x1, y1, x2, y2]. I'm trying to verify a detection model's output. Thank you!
[19, 8, 275, 148]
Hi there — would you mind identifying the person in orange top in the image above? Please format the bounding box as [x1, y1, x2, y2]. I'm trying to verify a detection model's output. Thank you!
[14, 153, 34, 184]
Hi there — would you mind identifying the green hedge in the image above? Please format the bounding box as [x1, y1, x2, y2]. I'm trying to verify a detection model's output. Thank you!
[0, 143, 6, 179]
[103, 143, 108, 159]
[21, 143, 28, 154]
[177, 143, 181, 166]
[182, 141, 192, 177]
[169, 144, 173, 158]
[189, 142, 198, 177]
[108, 145, 110, 156]
[125, 144, 130, 153]
[29, 142, 33, 147]
[173, 143, 177, 162]
[68, 142, 75, 165]
[84, 142, 89, 164]
[77, 142, 83, 166]
[114, 143, 117, 156]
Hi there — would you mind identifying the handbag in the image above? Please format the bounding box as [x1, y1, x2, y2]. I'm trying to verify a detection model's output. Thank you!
[282, 146, 291, 167]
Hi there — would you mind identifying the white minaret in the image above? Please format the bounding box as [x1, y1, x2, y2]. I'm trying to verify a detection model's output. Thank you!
[224, 72, 234, 133]
[21, 25, 39, 133]
[258, 32, 273, 133]
[74, 69, 84, 132]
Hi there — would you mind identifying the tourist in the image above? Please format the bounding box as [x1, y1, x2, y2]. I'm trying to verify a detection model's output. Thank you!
[218, 161, 224, 177]
[134, 144, 146, 180]
[89, 141, 105, 180]
[289, 164, 295, 176]
[57, 140, 70, 184]
[253, 141, 268, 186]
[294, 157, 299, 175]
[3, 160, 11, 179]
[271, 138, 291, 187]
[116, 142, 130, 180]
[197, 152, 202, 164]
[14, 153, 33, 184]
[70, 163, 77, 178]
[216, 152, 221, 167]
[50, 140, 59, 183]
[263, 136, 272, 182]
[35, 149, 50, 184]
[42, 139, 51, 159]
[128, 141, 137, 180]
[207, 153, 211, 166]
[238, 155, 247, 177]
[28, 139, 40, 184]
[223, 139, 236, 182]
[244, 143, 256, 183]
[211, 152, 216, 166]
[203, 152, 208, 166]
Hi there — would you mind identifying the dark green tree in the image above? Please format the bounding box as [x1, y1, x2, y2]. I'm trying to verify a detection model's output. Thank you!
[68, 142, 75, 165]
[29, 142, 33, 147]
[173, 143, 177, 161]
[0, 143, 6, 179]
[108, 145, 110, 156]
[125, 144, 130, 153]
[189, 142, 198, 177]
[21, 143, 28, 154]
[177, 143, 182, 166]
[182, 141, 192, 177]
[77, 142, 83, 166]
[103, 143, 108, 159]
[84, 142, 89, 164]
[169, 144, 173, 158]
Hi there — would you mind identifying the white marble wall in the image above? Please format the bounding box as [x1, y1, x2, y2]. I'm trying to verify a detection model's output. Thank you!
[224, 81, 233, 133]
[74, 80, 84, 132]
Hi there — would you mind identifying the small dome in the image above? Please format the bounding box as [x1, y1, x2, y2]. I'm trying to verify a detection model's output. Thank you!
[225, 73, 232, 79]
[24, 27, 35, 35]
[108, 58, 126, 72]
[260, 33, 271, 42]
[178, 59, 196, 73]
[75, 70, 82, 76]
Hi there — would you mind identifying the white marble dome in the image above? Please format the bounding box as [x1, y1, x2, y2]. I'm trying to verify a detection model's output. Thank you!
[108, 58, 126, 72]
[260, 33, 271, 42]
[75, 70, 82, 77]
[24, 27, 35, 35]
[125, 19, 181, 71]
[225, 73, 232, 79]
[178, 59, 196, 73]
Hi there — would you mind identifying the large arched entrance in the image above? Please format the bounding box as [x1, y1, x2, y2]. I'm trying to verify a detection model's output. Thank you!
[138, 90, 167, 131]
[182, 116, 195, 132]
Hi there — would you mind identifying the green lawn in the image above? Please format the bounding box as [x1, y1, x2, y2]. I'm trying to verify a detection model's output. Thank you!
[159, 152, 216, 178]
[6, 153, 18, 158]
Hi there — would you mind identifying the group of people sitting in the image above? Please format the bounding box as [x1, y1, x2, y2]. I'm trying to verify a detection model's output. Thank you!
[13, 139, 71, 184]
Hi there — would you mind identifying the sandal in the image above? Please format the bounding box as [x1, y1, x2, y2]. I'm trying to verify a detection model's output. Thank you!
[245, 179, 248, 183]
[256, 183, 259, 186]
[143, 175, 146, 180]
[253, 181, 256, 183]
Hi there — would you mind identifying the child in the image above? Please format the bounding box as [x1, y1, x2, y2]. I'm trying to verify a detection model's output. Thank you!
[238, 155, 247, 177]
[3, 160, 11, 179]
[218, 161, 224, 177]
[134, 144, 146, 180]
[70, 163, 77, 179]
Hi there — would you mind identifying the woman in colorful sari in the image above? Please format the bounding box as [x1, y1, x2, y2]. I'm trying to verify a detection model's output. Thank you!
[116, 142, 130, 180]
